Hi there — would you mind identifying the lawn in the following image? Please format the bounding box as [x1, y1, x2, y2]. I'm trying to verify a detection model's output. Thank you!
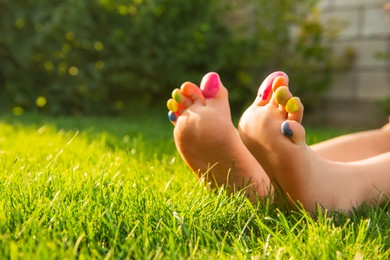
[0, 112, 388, 259]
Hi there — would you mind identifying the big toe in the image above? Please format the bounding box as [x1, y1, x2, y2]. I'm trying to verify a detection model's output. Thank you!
[200, 72, 229, 107]
[255, 71, 289, 106]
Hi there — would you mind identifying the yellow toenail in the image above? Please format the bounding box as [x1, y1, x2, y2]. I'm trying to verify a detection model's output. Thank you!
[286, 97, 299, 113]
[172, 89, 182, 103]
[275, 89, 287, 105]
[167, 99, 179, 112]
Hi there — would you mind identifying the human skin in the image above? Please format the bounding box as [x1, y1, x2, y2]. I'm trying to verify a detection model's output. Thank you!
[167, 72, 273, 200]
[238, 73, 390, 212]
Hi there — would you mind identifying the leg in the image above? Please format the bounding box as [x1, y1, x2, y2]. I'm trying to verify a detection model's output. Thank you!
[238, 72, 390, 212]
[311, 120, 390, 162]
[167, 72, 272, 199]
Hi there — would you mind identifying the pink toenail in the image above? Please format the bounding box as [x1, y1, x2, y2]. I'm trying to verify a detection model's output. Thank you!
[258, 71, 288, 101]
[201, 72, 220, 98]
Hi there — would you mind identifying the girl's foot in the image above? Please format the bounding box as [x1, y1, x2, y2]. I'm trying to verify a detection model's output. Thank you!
[167, 72, 271, 198]
[238, 72, 390, 212]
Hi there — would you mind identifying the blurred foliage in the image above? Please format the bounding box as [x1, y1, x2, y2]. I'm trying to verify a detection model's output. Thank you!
[0, 0, 337, 115]
[380, 97, 390, 115]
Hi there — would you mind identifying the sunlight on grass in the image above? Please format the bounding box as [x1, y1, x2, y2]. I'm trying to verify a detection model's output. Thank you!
[0, 114, 388, 259]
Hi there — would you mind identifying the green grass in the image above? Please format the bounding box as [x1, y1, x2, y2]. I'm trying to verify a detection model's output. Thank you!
[0, 112, 388, 259]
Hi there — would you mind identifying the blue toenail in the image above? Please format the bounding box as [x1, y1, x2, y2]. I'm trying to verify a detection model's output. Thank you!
[168, 111, 177, 122]
[281, 121, 293, 137]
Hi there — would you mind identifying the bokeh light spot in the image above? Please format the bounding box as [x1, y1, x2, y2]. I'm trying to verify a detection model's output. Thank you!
[66, 31, 75, 41]
[94, 41, 104, 51]
[36, 96, 47, 107]
[95, 60, 105, 70]
[13, 106, 24, 116]
[15, 19, 25, 29]
[69, 66, 79, 76]
[44, 61, 54, 71]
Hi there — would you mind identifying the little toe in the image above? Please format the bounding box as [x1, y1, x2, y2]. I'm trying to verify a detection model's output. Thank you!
[256, 71, 289, 106]
[286, 97, 304, 123]
[281, 120, 306, 145]
[168, 111, 179, 125]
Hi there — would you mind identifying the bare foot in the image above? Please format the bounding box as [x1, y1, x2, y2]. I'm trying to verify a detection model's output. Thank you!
[167, 72, 271, 198]
[239, 72, 390, 212]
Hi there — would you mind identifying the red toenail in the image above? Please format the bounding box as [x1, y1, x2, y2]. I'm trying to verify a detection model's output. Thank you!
[258, 71, 288, 101]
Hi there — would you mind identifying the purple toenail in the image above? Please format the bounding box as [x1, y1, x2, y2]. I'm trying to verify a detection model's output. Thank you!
[281, 121, 293, 137]
[201, 72, 220, 98]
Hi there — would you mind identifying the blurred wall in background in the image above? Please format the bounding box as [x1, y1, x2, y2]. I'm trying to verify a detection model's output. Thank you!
[312, 0, 390, 128]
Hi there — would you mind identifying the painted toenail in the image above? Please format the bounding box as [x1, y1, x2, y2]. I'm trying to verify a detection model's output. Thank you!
[258, 72, 287, 101]
[201, 72, 220, 98]
[167, 99, 179, 112]
[275, 89, 287, 105]
[281, 121, 293, 137]
[272, 76, 289, 92]
[286, 97, 299, 113]
[258, 80, 272, 101]
[168, 111, 178, 122]
[172, 89, 182, 103]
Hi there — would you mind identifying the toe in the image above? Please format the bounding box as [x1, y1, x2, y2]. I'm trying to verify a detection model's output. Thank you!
[200, 72, 223, 99]
[273, 86, 293, 107]
[256, 71, 289, 106]
[285, 97, 304, 123]
[167, 99, 181, 113]
[200, 72, 229, 108]
[172, 88, 192, 107]
[287, 97, 304, 123]
[180, 82, 205, 105]
[281, 120, 306, 145]
[168, 111, 179, 125]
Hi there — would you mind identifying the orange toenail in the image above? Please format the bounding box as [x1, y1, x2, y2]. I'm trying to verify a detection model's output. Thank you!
[272, 76, 288, 91]
[286, 98, 299, 113]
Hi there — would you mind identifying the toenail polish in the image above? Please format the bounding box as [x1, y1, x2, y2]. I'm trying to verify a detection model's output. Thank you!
[201, 72, 220, 98]
[172, 89, 182, 103]
[258, 72, 286, 101]
[167, 99, 179, 112]
[281, 121, 293, 137]
[275, 89, 287, 105]
[168, 111, 177, 122]
[258, 81, 272, 101]
[286, 98, 299, 113]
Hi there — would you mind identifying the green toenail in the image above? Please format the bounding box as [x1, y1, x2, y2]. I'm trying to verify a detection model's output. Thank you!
[286, 97, 299, 113]
[275, 89, 287, 105]
[172, 89, 182, 103]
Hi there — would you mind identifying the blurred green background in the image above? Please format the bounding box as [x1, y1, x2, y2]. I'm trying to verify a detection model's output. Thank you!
[0, 0, 337, 116]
